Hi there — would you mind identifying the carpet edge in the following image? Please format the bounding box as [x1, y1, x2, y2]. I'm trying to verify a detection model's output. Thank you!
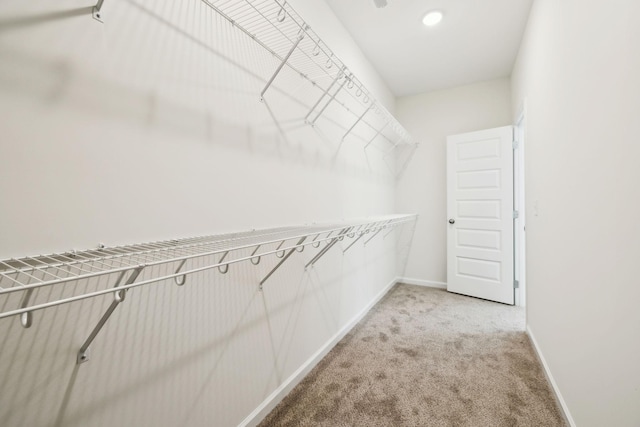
[527, 325, 577, 427]
[398, 276, 447, 289]
[238, 276, 401, 427]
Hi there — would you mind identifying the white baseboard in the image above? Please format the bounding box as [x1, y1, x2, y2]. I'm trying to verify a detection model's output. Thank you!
[238, 276, 399, 427]
[526, 326, 576, 427]
[397, 277, 447, 289]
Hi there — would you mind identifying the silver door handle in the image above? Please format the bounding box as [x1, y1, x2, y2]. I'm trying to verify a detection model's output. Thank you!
[449, 219, 455, 224]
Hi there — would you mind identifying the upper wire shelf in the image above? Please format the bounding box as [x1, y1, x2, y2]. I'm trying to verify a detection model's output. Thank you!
[0, 214, 417, 328]
[89, 0, 417, 150]
[199, 0, 417, 149]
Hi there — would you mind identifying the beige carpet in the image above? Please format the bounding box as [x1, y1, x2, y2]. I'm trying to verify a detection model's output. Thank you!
[259, 284, 566, 427]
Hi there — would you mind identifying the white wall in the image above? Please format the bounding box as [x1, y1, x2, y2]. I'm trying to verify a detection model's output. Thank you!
[395, 78, 512, 284]
[0, 1, 407, 426]
[290, 1, 395, 111]
[512, 0, 640, 425]
[0, 0, 397, 259]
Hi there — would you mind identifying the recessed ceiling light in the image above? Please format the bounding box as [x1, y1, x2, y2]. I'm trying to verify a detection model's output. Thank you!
[422, 10, 444, 27]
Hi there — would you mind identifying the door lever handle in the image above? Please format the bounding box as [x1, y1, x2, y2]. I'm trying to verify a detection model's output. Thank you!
[449, 219, 455, 224]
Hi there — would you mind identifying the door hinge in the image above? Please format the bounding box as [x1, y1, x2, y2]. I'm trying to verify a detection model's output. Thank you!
[512, 139, 519, 150]
[513, 210, 519, 219]
[514, 279, 520, 289]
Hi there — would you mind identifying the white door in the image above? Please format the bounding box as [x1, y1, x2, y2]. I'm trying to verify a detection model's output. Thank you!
[447, 126, 514, 305]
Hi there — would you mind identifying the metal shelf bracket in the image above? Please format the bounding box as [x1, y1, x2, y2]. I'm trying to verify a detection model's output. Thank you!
[365, 123, 388, 150]
[77, 266, 144, 364]
[342, 232, 365, 253]
[305, 67, 346, 125]
[259, 237, 307, 290]
[307, 69, 349, 125]
[364, 227, 384, 245]
[305, 227, 351, 269]
[260, 29, 306, 100]
[382, 226, 396, 239]
[383, 141, 401, 158]
[343, 103, 374, 141]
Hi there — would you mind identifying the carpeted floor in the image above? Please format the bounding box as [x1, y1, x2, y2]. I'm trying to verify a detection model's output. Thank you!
[259, 284, 566, 427]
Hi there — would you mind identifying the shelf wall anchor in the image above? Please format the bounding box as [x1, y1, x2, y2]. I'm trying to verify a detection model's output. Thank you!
[77, 266, 144, 364]
[92, 0, 106, 22]
[259, 237, 307, 290]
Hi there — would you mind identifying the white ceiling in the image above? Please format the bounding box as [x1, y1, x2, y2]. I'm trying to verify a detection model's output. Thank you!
[325, 0, 534, 96]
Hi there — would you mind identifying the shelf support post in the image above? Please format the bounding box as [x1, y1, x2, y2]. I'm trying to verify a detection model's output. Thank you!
[77, 266, 144, 364]
[383, 140, 401, 157]
[259, 237, 307, 290]
[308, 74, 348, 125]
[305, 66, 346, 124]
[342, 102, 374, 141]
[364, 227, 384, 245]
[342, 233, 365, 253]
[366, 220, 393, 244]
[365, 123, 388, 149]
[383, 226, 396, 239]
[305, 227, 351, 269]
[260, 31, 305, 100]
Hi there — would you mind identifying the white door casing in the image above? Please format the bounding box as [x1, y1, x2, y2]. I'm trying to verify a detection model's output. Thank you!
[446, 126, 514, 305]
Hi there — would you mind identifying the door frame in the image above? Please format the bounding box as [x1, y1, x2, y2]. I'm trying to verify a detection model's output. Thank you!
[514, 105, 527, 307]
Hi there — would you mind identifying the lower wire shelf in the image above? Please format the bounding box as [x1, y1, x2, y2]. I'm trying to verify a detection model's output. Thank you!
[0, 214, 416, 362]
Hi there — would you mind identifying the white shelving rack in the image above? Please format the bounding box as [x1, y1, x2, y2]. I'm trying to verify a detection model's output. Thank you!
[0, 214, 417, 364]
[93, 0, 418, 151]
[0, 1, 422, 366]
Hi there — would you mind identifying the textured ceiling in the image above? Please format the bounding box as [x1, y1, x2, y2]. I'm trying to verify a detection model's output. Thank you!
[325, 0, 534, 96]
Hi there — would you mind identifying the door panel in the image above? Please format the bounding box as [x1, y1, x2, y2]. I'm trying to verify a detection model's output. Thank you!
[456, 229, 501, 251]
[447, 126, 514, 304]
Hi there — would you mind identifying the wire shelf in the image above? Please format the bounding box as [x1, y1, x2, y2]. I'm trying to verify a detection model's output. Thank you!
[0, 214, 417, 326]
[199, 0, 417, 148]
